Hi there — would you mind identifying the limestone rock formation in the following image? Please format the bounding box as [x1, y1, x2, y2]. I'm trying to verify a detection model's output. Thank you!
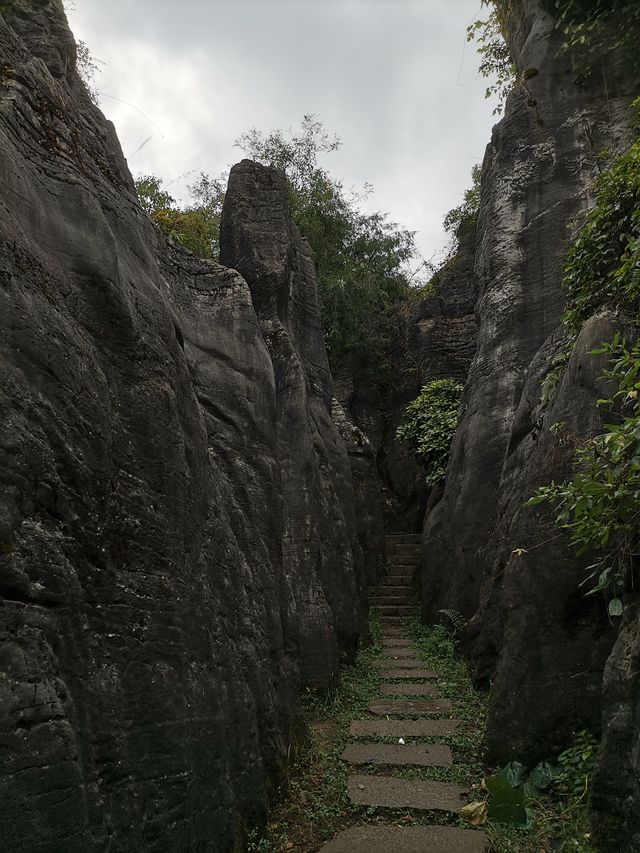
[422, 0, 636, 761]
[335, 226, 477, 531]
[0, 3, 370, 850]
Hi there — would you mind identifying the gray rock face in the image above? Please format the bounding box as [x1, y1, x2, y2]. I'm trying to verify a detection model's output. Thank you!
[591, 598, 640, 852]
[0, 4, 369, 850]
[422, 0, 636, 759]
[219, 160, 369, 680]
[335, 226, 477, 531]
[332, 398, 385, 585]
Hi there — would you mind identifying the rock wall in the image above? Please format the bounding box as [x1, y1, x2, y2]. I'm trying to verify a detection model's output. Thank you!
[0, 3, 372, 850]
[422, 0, 636, 762]
[335, 227, 477, 531]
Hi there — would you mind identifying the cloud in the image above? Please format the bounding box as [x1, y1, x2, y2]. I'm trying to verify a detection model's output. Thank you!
[67, 0, 497, 261]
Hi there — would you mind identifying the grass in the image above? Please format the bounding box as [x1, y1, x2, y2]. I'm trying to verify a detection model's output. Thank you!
[247, 613, 599, 852]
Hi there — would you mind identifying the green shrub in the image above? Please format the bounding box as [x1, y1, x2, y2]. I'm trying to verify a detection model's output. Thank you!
[396, 379, 464, 487]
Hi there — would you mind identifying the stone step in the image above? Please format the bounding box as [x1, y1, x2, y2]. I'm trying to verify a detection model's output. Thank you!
[382, 638, 412, 647]
[341, 742, 452, 767]
[382, 576, 413, 587]
[381, 627, 403, 637]
[374, 658, 426, 670]
[369, 698, 452, 715]
[371, 596, 413, 607]
[379, 682, 438, 698]
[375, 605, 420, 617]
[385, 534, 406, 545]
[389, 554, 420, 566]
[380, 647, 420, 659]
[394, 544, 421, 555]
[381, 668, 438, 680]
[349, 718, 458, 738]
[376, 577, 411, 595]
[348, 774, 466, 812]
[380, 616, 415, 626]
[321, 826, 489, 853]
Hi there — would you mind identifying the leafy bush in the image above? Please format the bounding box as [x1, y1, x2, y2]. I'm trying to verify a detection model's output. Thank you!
[529, 336, 640, 611]
[528, 106, 640, 606]
[467, 2, 517, 115]
[134, 173, 225, 260]
[236, 115, 421, 384]
[135, 116, 422, 386]
[549, 0, 640, 82]
[396, 379, 464, 487]
[442, 165, 482, 256]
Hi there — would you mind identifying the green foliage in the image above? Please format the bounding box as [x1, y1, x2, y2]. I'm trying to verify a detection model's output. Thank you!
[235, 115, 420, 383]
[396, 379, 464, 487]
[529, 109, 640, 606]
[549, 0, 640, 82]
[555, 730, 598, 799]
[529, 335, 640, 607]
[75, 39, 103, 105]
[467, 2, 517, 115]
[485, 774, 527, 825]
[562, 127, 640, 335]
[442, 164, 482, 254]
[134, 172, 225, 259]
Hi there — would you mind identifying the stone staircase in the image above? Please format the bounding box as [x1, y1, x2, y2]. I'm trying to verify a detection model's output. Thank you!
[320, 533, 488, 853]
[369, 533, 421, 624]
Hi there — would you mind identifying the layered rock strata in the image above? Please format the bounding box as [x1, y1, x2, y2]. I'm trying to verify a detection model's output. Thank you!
[0, 3, 373, 850]
[422, 0, 636, 762]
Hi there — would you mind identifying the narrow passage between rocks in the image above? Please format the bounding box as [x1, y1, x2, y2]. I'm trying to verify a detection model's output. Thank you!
[321, 534, 489, 853]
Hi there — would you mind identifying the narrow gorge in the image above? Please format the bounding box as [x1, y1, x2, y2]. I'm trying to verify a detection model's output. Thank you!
[1, 0, 639, 851]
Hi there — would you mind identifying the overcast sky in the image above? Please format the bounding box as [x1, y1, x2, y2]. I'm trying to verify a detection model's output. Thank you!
[66, 0, 497, 264]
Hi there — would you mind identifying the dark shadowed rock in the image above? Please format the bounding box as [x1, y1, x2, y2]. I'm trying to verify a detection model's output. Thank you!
[591, 598, 640, 852]
[0, 4, 369, 850]
[331, 398, 385, 585]
[421, 0, 636, 762]
[220, 159, 369, 681]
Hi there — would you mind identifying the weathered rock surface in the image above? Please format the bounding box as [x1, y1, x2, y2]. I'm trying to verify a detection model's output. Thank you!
[0, 3, 370, 850]
[422, 0, 637, 762]
[334, 226, 477, 530]
[591, 598, 640, 852]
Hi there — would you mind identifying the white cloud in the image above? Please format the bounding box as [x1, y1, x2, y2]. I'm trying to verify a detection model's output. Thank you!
[67, 0, 498, 260]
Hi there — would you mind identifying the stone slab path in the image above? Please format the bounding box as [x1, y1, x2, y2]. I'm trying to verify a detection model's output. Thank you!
[321, 825, 490, 853]
[369, 698, 453, 715]
[321, 533, 488, 853]
[349, 718, 458, 738]
[379, 681, 438, 697]
[342, 742, 453, 767]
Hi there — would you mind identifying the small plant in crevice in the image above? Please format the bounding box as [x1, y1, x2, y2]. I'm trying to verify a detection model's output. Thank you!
[396, 379, 464, 487]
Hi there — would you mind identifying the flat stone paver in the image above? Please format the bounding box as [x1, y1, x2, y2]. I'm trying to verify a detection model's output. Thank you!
[382, 668, 438, 679]
[369, 698, 452, 715]
[381, 647, 420, 659]
[349, 718, 458, 738]
[374, 658, 427, 670]
[348, 774, 466, 812]
[342, 742, 452, 767]
[321, 825, 489, 853]
[379, 682, 438, 698]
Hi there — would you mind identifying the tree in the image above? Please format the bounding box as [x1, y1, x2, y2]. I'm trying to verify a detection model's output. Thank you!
[134, 172, 225, 259]
[235, 115, 420, 382]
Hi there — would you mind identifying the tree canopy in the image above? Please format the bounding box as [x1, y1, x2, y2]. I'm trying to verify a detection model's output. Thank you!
[136, 115, 422, 385]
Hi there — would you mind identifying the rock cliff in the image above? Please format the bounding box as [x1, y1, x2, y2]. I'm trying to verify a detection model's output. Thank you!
[0, 2, 374, 850]
[422, 0, 636, 763]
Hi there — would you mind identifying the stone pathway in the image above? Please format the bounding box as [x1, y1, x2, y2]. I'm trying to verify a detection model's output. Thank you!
[321, 533, 488, 853]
